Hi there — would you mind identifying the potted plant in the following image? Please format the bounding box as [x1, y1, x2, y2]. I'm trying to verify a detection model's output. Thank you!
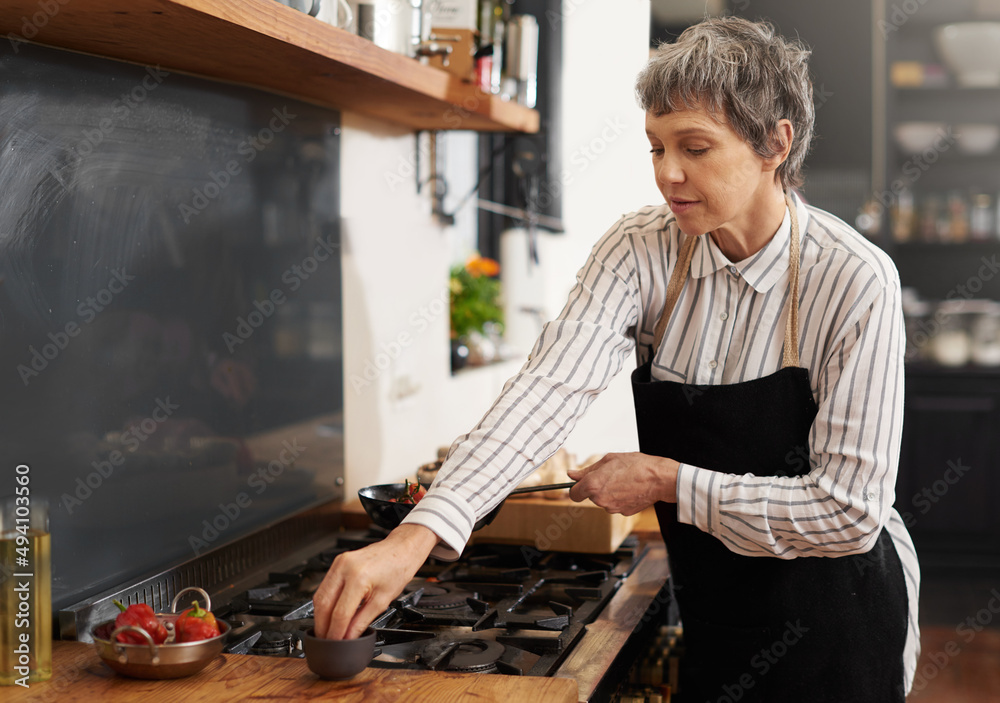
[449, 255, 504, 371]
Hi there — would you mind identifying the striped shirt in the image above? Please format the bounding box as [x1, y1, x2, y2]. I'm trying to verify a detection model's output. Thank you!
[403, 191, 919, 691]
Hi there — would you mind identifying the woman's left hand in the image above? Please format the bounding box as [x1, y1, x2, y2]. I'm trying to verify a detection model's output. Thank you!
[567, 452, 679, 515]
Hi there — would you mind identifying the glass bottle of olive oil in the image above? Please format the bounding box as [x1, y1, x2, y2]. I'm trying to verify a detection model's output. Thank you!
[1, 493, 52, 686]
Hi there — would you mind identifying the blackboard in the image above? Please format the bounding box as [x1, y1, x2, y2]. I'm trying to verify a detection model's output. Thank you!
[0, 41, 344, 610]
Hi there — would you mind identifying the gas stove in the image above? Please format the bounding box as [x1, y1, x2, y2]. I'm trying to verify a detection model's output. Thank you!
[58, 501, 673, 701]
[215, 530, 648, 677]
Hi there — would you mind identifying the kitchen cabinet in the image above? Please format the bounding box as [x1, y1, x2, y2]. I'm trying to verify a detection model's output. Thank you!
[875, 2, 1000, 556]
[0, 0, 538, 133]
[895, 366, 1000, 567]
[731, 0, 875, 226]
[894, 241, 1000, 301]
[879, 0, 1000, 292]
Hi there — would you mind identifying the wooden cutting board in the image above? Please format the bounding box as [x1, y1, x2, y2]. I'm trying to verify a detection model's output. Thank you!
[468, 496, 640, 554]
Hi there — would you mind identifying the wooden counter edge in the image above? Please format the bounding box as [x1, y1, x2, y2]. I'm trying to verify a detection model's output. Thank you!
[555, 541, 670, 702]
[11, 641, 578, 702]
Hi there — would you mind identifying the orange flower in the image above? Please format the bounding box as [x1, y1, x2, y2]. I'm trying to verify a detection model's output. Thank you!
[465, 256, 500, 278]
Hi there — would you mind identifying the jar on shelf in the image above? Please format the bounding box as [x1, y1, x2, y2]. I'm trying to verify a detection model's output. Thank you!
[919, 195, 942, 243]
[970, 193, 994, 241]
[903, 299, 932, 362]
[995, 191, 1000, 240]
[930, 300, 973, 367]
[890, 187, 915, 243]
[856, 199, 882, 238]
[971, 302, 1000, 366]
[946, 191, 969, 243]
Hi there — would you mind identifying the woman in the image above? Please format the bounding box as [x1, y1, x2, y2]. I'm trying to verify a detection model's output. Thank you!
[314, 17, 919, 701]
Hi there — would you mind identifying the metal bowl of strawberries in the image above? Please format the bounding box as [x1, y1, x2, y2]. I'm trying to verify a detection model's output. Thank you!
[91, 586, 229, 679]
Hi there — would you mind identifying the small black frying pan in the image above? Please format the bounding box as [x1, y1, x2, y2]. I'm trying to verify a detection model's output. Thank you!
[357, 482, 575, 532]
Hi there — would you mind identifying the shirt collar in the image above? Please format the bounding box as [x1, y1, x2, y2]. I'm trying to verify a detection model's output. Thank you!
[688, 191, 810, 293]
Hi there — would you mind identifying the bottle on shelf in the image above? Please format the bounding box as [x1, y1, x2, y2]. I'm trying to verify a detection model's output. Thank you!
[946, 191, 969, 243]
[902, 189, 1000, 243]
[475, 0, 495, 90]
[890, 186, 915, 243]
[971, 303, 1000, 367]
[901, 288, 931, 363]
[918, 194, 942, 243]
[477, 0, 506, 94]
[505, 13, 538, 108]
[970, 193, 994, 241]
[995, 190, 1000, 241]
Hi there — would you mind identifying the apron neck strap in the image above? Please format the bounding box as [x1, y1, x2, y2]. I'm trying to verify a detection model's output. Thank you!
[651, 191, 802, 369]
[651, 227, 697, 354]
[781, 191, 802, 369]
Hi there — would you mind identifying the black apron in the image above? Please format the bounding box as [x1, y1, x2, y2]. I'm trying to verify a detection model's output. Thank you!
[631, 194, 908, 702]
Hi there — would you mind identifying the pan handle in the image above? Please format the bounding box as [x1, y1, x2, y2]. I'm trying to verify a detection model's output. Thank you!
[110, 625, 160, 664]
[171, 586, 212, 613]
[508, 481, 576, 496]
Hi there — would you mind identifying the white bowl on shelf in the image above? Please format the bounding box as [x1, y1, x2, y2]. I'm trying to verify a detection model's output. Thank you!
[893, 121, 948, 154]
[956, 123, 1000, 155]
[934, 22, 1000, 87]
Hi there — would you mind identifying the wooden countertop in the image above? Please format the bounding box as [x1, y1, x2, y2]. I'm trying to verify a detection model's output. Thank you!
[629, 507, 661, 539]
[25, 509, 665, 702]
[555, 542, 669, 701]
[10, 641, 578, 702]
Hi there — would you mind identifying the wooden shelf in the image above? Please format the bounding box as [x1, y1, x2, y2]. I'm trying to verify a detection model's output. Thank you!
[906, 362, 1000, 377]
[0, 0, 539, 133]
[893, 240, 1000, 251]
[895, 85, 1000, 93]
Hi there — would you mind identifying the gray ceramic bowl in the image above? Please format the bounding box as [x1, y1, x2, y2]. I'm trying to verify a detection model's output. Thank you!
[302, 627, 376, 680]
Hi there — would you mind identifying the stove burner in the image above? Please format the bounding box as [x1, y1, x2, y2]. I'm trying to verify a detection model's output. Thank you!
[250, 630, 295, 657]
[419, 638, 505, 673]
[210, 531, 645, 676]
[405, 581, 477, 610]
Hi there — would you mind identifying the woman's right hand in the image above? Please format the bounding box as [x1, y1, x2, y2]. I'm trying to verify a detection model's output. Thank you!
[311, 524, 438, 640]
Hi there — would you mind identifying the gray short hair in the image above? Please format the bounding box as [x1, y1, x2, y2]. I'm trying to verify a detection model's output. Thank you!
[635, 16, 814, 189]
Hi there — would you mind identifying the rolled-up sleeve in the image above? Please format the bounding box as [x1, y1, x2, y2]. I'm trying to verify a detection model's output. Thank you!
[402, 218, 646, 559]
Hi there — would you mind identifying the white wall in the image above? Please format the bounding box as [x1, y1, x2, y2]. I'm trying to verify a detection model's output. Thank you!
[339, 0, 657, 493]
[526, 0, 659, 461]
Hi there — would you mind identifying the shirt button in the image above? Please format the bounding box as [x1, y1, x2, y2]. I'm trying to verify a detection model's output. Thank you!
[728, 265, 738, 275]
[708, 360, 718, 369]
[720, 312, 729, 321]
[865, 492, 877, 501]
